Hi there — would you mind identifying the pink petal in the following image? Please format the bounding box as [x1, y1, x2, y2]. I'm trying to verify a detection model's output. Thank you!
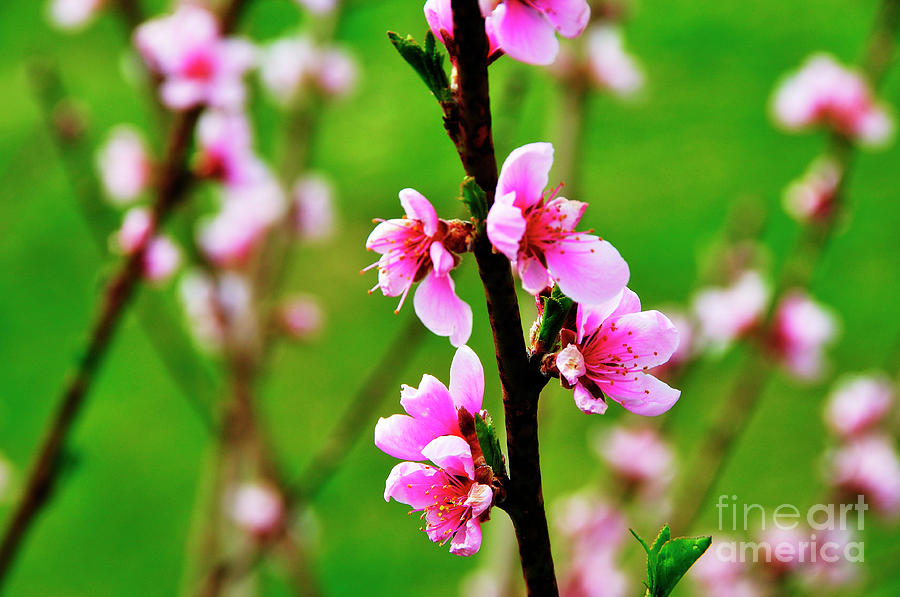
[573, 382, 607, 414]
[556, 344, 586, 385]
[422, 435, 475, 478]
[610, 287, 641, 318]
[518, 256, 553, 295]
[604, 373, 681, 416]
[374, 414, 442, 461]
[496, 142, 554, 208]
[449, 345, 484, 415]
[544, 197, 587, 231]
[399, 188, 438, 236]
[424, 0, 453, 43]
[492, 1, 560, 66]
[576, 290, 623, 342]
[430, 241, 454, 277]
[399, 375, 460, 435]
[545, 236, 629, 305]
[605, 310, 680, 369]
[161, 78, 206, 109]
[486, 192, 526, 260]
[449, 518, 483, 556]
[413, 271, 473, 347]
[530, 0, 591, 38]
[465, 484, 493, 518]
[384, 462, 443, 506]
[365, 218, 416, 254]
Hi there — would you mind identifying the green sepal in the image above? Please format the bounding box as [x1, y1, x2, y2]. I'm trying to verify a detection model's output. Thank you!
[387, 31, 452, 102]
[460, 177, 488, 222]
[474, 412, 506, 476]
[632, 525, 711, 597]
[537, 285, 575, 352]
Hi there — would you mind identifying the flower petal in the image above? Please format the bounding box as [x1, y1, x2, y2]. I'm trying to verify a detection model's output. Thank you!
[449, 345, 484, 415]
[545, 236, 629, 305]
[430, 241, 454, 277]
[413, 271, 473, 347]
[576, 290, 624, 342]
[492, 1, 560, 66]
[530, 0, 591, 38]
[384, 461, 443, 506]
[486, 192, 527, 260]
[399, 188, 438, 237]
[573, 382, 607, 414]
[422, 435, 475, 479]
[496, 142, 554, 208]
[518, 256, 553, 295]
[556, 344, 586, 385]
[399, 374, 460, 436]
[605, 310, 680, 369]
[604, 373, 681, 416]
[449, 518, 483, 556]
[374, 414, 441, 461]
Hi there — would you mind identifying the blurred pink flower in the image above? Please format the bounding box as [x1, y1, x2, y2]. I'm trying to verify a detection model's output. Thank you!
[556, 288, 680, 416]
[771, 290, 839, 380]
[293, 0, 337, 15]
[279, 295, 323, 339]
[772, 53, 894, 146]
[292, 174, 336, 241]
[555, 494, 626, 552]
[829, 434, 900, 516]
[230, 482, 284, 537]
[486, 142, 629, 304]
[134, 5, 256, 111]
[758, 526, 808, 577]
[316, 48, 358, 96]
[375, 345, 483, 461]
[96, 125, 151, 203]
[586, 25, 643, 96]
[179, 270, 254, 350]
[596, 426, 673, 493]
[195, 110, 264, 186]
[143, 236, 181, 282]
[48, 0, 104, 30]
[824, 374, 893, 438]
[424, 0, 502, 60]
[783, 158, 841, 223]
[115, 207, 153, 254]
[561, 550, 627, 597]
[692, 270, 769, 351]
[692, 547, 763, 597]
[365, 189, 472, 346]
[259, 36, 356, 103]
[384, 436, 493, 556]
[802, 528, 860, 588]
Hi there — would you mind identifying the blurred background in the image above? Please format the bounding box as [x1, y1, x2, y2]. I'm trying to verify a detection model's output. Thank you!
[0, 0, 899, 595]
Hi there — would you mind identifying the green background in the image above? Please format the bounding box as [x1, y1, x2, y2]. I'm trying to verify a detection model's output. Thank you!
[0, 0, 898, 595]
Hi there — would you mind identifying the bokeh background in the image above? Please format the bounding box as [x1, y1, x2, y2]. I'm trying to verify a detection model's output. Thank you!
[1, 0, 899, 595]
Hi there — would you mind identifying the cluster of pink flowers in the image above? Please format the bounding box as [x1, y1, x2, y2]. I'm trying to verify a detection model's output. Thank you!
[770, 290, 839, 380]
[376, 347, 494, 555]
[692, 270, 769, 352]
[260, 34, 357, 104]
[595, 425, 673, 499]
[823, 373, 900, 516]
[555, 495, 628, 597]
[772, 53, 894, 146]
[425, 0, 591, 65]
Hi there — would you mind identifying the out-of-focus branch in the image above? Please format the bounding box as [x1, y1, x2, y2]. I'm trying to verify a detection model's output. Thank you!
[0, 1, 251, 588]
[669, 0, 900, 533]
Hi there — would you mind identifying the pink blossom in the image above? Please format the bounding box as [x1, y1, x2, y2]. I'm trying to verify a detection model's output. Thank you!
[134, 5, 256, 111]
[561, 550, 627, 597]
[365, 189, 472, 346]
[802, 528, 860, 588]
[771, 290, 839, 380]
[692, 547, 763, 597]
[259, 36, 320, 104]
[829, 434, 900, 516]
[824, 374, 893, 438]
[96, 125, 151, 203]
[375, 345, 483, 461]
[692, 270, 769, 351]
[195, 111, 264, 186]
[486, 142, 629, 304]
[555, 288, 680, 416]
[179, 270, 254, 350]
[384, 436, 493, 556]
[772, 53, 894, 146]
[48, 0, 104, 30]
[143, 236, 181, 282]
[595, 426, 673, 494]
[279, 295, 323, 339]
[555, 494, 626, 553]
[758, 527, 808, 576]
[293, 174, 336, 241]
[783, 158, 841, 222]
[586, 25, 644, 97]
[316, 48, 358, 97]
[229, 482, 284, 537]
[424, 0, 502, 61]
[198, 174, 287, 266]
[293, 0, 337, 15]
[114, 207, 153, 254]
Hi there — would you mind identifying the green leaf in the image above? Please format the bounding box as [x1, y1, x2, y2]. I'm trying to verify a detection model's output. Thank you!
[387, 31, 452, 102]
[632, 525, 711, 597]
[474, 412, 506, 476]
[536, 285, 575, 352]
[460, 177, 488, 222]
[654, 535, 712, 597]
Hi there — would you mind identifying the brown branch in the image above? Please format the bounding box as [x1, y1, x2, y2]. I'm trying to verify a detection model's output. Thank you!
[450, 1, 558, 595]
[0, 0, 251, 587]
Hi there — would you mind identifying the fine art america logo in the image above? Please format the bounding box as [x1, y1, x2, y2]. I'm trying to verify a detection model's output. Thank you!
[712, 494, 868, 564]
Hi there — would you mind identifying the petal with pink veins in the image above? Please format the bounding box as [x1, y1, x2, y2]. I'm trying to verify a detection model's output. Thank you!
[374, 414, 445, 461]
[545, 236, 629, 305]
[413, 271, 473, 347]
[604, 310, 680, 370]
[496, 142, 554, 208]
[449, 345, 484, 415]
[384, 462, 443, 506]
[399, 375, 460, 434]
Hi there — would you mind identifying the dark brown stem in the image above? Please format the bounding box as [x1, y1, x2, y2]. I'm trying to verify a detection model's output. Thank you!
[450, 1, 558, 594]
[670, 0, 900, 534]
[0, 1, 251, 587]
